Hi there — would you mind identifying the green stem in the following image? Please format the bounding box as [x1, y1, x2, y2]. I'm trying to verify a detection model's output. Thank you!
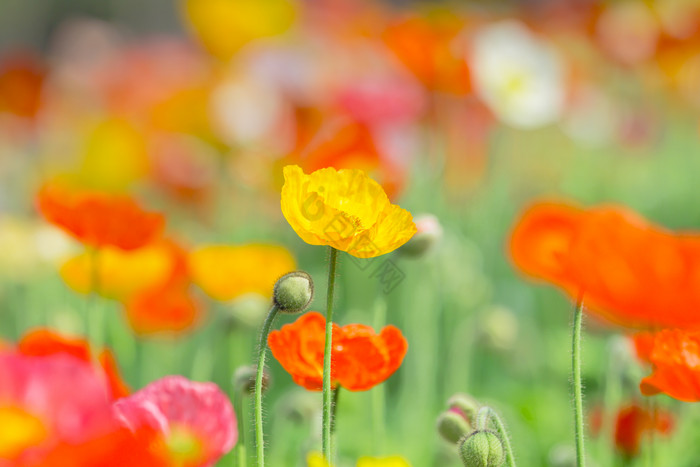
[372, 296, 387, 455]
[572, 297, 586, 467]
[235, 388, 248, 467]
[254, 305, 280, 467]
[475, 407, 516, 467]
[322, 247, 339, 462]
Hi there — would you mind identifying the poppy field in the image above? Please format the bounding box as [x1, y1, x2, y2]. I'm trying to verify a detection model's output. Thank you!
[3, 1, 700, 466]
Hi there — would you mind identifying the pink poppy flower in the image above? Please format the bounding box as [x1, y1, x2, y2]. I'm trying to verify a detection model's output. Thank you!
[113, 375, 237, 467]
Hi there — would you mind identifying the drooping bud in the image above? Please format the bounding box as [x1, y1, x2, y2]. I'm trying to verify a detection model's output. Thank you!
[459, 430, 505, 467]
[273, 271, 314, 313]
[233, 364, 270, 395]
[397, 214, 443, 258]
[437, 410, 471, 444]
[448, 393, 480, 424]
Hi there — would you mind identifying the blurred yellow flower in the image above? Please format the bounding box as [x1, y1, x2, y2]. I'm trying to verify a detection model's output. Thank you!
[60, 244, 174, 300]
[182, 0, 296, 60]
[307, 452, 332, 467]
[281, 165, 416, 258]
[357, 456, 412, 467]
[189, 244, 296, 301]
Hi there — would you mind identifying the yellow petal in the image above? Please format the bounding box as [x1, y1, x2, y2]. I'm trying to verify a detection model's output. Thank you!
[281, 165, 416, 258]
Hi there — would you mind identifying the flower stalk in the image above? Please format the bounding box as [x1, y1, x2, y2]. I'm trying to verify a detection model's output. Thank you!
[572, 296, 585, 466]
[254, 305, 280, 467]
[474, 406, 516, 467]
[322, 247, 339, 462]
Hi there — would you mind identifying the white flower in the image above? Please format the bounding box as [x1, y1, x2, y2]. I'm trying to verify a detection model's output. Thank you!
[470, 20, 566, 129]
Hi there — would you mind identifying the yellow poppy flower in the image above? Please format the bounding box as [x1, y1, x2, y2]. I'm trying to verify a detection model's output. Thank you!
[357, 456, 412, 467]
[281, 165, 416, 258]
[189, 244, 296, 301]
[60, 244, 174, 300]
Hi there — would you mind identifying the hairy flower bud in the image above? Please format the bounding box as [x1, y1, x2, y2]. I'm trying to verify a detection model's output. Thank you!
[459, 430, 505, 467]
[448, 393, 480, 423]
[273, 271, 314, 313]
[437, 410, 471, 444]
[233, 364, 270, 395]
[397, 214, 442, 258]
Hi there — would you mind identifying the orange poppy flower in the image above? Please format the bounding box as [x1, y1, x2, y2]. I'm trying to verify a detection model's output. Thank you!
[0, 50, 45, 120]
[510, 201, 700, 329]
[17, 329, 130, 399]
[37, 184, 164, 251]
[268, 312, 408, 391]
[633, 329, 700, 402]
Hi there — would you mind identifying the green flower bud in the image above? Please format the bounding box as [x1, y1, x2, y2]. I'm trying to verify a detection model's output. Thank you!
[437, 410, 471, 444]
[233, 364, 270, 395]
[459, 430, 505, 467]
[447, 393, 480, 424]
[273, 271, 314, 313]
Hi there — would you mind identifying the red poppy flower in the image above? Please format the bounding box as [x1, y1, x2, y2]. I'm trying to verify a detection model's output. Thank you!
[268, 312, 408, 391]
[17, 328, 130, 400]
[614, 404, 674, 457]
[633, 329, 700, 402]
[36, 184, 164, 251]
[509, 201, 700, 329]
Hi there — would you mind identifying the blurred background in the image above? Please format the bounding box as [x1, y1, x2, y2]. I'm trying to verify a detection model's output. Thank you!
[2, 0, 700, 466]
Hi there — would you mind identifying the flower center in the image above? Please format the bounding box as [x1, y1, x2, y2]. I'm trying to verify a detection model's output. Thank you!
[166, 425, 204, 465]
[0, 406, 47, 458]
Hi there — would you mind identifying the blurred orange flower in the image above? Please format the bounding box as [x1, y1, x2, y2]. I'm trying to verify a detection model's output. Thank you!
[0, 51, 45, 120]
[37, 184, 164, 251]
[125, 283, 201, 336]
[286, 119, 407, 199]
[189, 243, 296, 301]
[268, 312, 408, 391]
[17, 328, 130, 399]
[281, 165, 416, 258]
[382, 12, 471, 95]
[510, 201, 700, 328]
[634, 329, 700, 402]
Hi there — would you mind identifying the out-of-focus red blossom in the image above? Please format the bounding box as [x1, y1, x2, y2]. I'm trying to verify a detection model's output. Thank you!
[17, 328, 130, 399]
[382, 12, 471, 95]
[285, 119, 406, 199]
[0, 352, 117, 464]
[633, 329, 700, 401]
[589, 403, 674, 458]
[0, 51, 45, 119]
[114, 375, 237, 467]
[509, 201, 700, 329]
[268, 312, 408, 391]
[36, 184, 165, 251]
